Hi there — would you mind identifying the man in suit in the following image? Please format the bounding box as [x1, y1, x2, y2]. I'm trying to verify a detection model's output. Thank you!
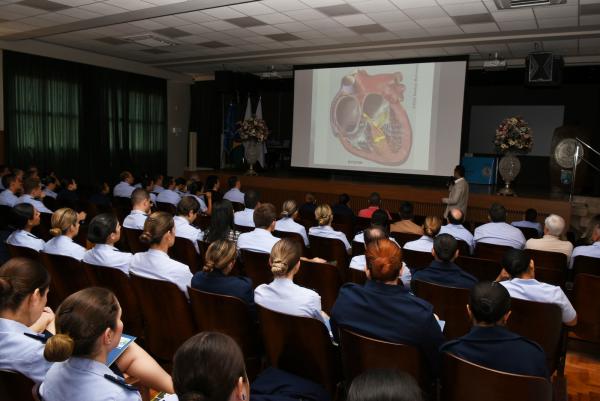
[442, 165, 469, 219]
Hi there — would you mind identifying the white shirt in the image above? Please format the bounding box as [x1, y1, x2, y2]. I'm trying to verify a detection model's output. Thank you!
[152, 185, 165, 194]
[234, 208, 255, 228]
[6, 230, 45, 252]
[174, 216, 204, 253]
[570, 241, 600, 269]
[223, 188, 245, 204]
[15, 194, 53, 214]
[511, 220, 543, 237]
[474, 222, 526, 249]
[130, 249, 192, 297]
[237, 228, 280, 254]
[525, 235, 573, 264]
[43, 235, 86, 261]
[113, 181, 136, 198]
[500, 278, 576, 324]
[352, 232, 400, 248]
[0, 318, 52, 383]
[43, 188, 57, 199]
[83, 244, 133, 275]
[123, 210, 148, 230]
[40, 357, 141, 401]
[439, 224, 475, 255]
[190, 195, 208, 213]
[275, 217, 309, 246]
[156, 189, 181, 207]
[0, 189, 18, 207]
[349, 255, 412, 287]
[309, 225, 351, 251]
[403, 235, 434, 253]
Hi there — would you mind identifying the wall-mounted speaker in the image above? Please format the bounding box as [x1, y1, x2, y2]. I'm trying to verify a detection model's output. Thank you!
[526, 52, 563, 86]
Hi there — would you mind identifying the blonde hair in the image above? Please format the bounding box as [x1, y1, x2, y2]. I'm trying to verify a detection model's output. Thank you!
[139, 211, 174, 245]
[423, 216, 442, 238]
[280, 200, 298, 218]
[203, 240, 237, 273]
[315, 204, 333, 226]
[49, 208, 78, 237]
[270, 238, 302, 277]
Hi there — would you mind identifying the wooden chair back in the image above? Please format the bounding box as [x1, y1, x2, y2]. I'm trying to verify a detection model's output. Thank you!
[39, 253, 92, 305]
[354, 217, 371, 233]
[474, 242, 512, 262]
[309, 235, 350, 277]
[156, 202, 176, 215]
[332, 213, 354, 242]
[412, 280, 471, 339]
[257, 306, 339, 395]
[390, 232, 421, 247]
[294, 260, 342, 315]
[272, 230, 307, 256]
[455, 256, 502, 282]
[169, 237, 201, 274]
[235, 224, 254, 233]
[82, 262, 144, 338]
[0, 370, 36, 401]
[232, 202, 245, 212]
[42, 196, 57, 212]
[441, 353, 552, 401]
[31, 213, 51, 241]
[346, 268, 367, 285]
[572, 273, 600, 343]
[351, 240, 364, 257]
[195, 214, 211, 230]
[0, 205, 11, 230]
[122, 227, 147, 254]
[517, 226, 540, 240]
[572, 255, 600, 278]
[525, 249, 567, 271]
[112, 197, 132, 223]
[129, 273, 196, 361]
[456, 240, 471, 256]
[507, 297, 565, 374]
[240, 250, 272, 289]
[6, 244, 39, 260]
[402, 249, 433, 271]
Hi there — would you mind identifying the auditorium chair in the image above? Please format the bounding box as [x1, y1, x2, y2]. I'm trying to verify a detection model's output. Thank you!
[257, 306, 340, 395]
[474, 242, 511, 263]
[455, 256, 502, 282]
[129, 273, 196, 362]
[294, 259, 342, 315]
[572, 273, 600, 343]
[516, 226, 540, 240]
[523, 249, 567, 287]
[42, 196, 57, 212]
[572, 255, 600, 278]
[194, 214, 211, 231]
[346, 268, 367, 285]
[402, 249, 433, 271]
[6, 244, 40, 260]
[0, 370, 37, 401]
[235, 224, 254, 233]
[507, 297, 565, 375]
[456, 240, 471, 256]
[308, 235, 350, 279]
[32, 213, 51, 241]
[332, 213, 354, 242]
[0, 205, 11, 231]
[39, 253, 93, 306]
[351, 240, 364, 257]
[354, 217, 371, 234]
[112, 197, 131, 224]
[389, 232, 421, 247]
[298, 209, 317, 233]
[82, 262, 144, 338]
[441, 353, 552, 401]
[169, 237, 202, 274]
[411, 280, 471, 340]
[156, 202, 176, 215]
[240, 250, 272, 289]
[122, 227, 147, 254]
[231, 202, 245, 212]
[273, 230, 308, 256]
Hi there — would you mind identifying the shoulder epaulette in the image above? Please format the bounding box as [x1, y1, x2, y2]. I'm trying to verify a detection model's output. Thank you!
[103, 374, 139, 391]
[23, 332, 48, 344]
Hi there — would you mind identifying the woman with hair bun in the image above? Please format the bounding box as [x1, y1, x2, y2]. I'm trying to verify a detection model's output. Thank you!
[254, 238, 329, 329]
[43, 207, 87, 261]
[6, 203, 45, 251]
[403, 216, 442, 253]
[83, 213, 133, 275]
[40, 287, 173, 400]
[308, 204, 351, 253]
[129, 211, 192, 297]
[274, 200, 309, 247]
[0, 257, 55, 382]
[331, 238, 444, 376]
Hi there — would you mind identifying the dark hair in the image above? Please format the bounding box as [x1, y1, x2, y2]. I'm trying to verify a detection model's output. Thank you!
[119, 171, 132, 181]
[244, 189, 260, 209]
[164, 176, 175, 189]
[0, 258, 50, 312]
[177, 196, 200, 217]
[9, 203, 35, 230]
[368, 192, 381, 206]
[371, 209, 389, 230]
[364, 227, 387, 247]
[2, 173, 17, 189]
[44, 287, 119, 362]
[140, 177, 153, 190]
[23, 177, 41, 195]
[254, 203, 277, 229]
[131, 188, 150, 205]
[347, 369, 423, 401]
[433, 234, 458, 262]
[140, 211, 174, 245]
[366, 239, 402, 282]
[469, 281, 511, 324]
[87, 213, 119, 244]
[454, 165, 465, 177]
[59, 177, 75, 189]
[447, 209, 464, 225]
[187, 181, 202, 196]
[205, 175, 219, 191]
[399, 201, 414, 220]
[501, 249, 531, 278]
[204, 200, 235, 243]
[489, 203, 506, 223]
[525, 208, 537, 222]
[227, 176, 239, 189]
[173, 332, 246, 401]
[339, 193, 350, 205]
[203, 240, 237, 273]
[175, 177, 187, 187]
[42, 175, 57, 186]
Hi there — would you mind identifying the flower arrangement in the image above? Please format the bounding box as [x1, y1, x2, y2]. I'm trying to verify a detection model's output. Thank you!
[494, 116, 533, 154]
[236, 118, 269, 143]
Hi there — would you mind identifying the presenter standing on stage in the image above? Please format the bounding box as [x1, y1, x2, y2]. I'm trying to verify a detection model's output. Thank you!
[442, 165, 469, 218]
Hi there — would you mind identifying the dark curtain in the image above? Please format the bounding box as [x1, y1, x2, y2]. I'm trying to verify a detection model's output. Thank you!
[3, 51, 166, 183]
[190, 80, 221, 169]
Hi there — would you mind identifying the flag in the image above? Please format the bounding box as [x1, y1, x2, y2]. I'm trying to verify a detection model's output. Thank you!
[223, 101, 237, 161]
[256, 96, 263, 120]
[244, 95, 251, 120]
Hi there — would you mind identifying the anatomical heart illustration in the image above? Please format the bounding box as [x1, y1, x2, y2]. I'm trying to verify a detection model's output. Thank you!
[330, 69, 413, 166]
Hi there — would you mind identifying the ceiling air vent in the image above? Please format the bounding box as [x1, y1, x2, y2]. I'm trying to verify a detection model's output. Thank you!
[122, 34, 178, 48]
[494, 0, 566, 9]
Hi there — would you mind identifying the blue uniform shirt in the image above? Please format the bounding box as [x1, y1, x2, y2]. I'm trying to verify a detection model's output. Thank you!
[6, 230, 45, 252]
[43, 235, 86, 261]
[412, 260, 478, 289]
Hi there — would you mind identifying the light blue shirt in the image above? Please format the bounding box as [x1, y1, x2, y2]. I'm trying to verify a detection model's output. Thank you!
[403, 235, 434, 253]
[223, 188, 245, 204]
[83, 244, 133, 275]
[0, 189, 18, 207]
[15, 194, 53, 214]
[43, 235, 86, 261]
[6, 230, 45, 252]
[190, 195, 208, 213]
[275, 217, 309, 246]
[439, 224, 475, 255]
[237, 228, 280, 254]
[474, 222, 526, 249]
[43, 188, 57, 199]
[40, 357, 141, 401]
[0, 318, 52, 383]
[570, 241, 600, 269]
[156, 189, 181, 207]
[113, 181, 135, 198]
[152, 185, 165, 194]
[352, 232, 400, 248]
[309, 225, 351, 251]
[511, 220, 543, 237]
[174, 216, 204, 254]
[130, 249, 192, 298]
[500, 278, 576, 323]
[123, 210, 148, 230]
[234, 208, 255, 228]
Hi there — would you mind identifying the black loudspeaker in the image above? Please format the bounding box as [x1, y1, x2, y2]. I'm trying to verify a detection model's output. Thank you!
[526, 52, 563, 86]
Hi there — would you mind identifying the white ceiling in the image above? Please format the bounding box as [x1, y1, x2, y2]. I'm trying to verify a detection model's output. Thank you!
[2, 0, 600, 76]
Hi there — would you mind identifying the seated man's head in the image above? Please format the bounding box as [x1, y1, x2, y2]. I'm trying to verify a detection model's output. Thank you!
[584, 214, 600, 244]
[371, 209, 389, 232]
[423, 216, 442, 239]
[305, 192, 316, 204]
[368, 192, 381, 207]
[544, 214, 565, 238]
[120, 170, 133, 184]
[447, 208, 464, 225]
[175, 177, 187, 192]
[347, 368, 423, 401]
[3, 173, 21, 193]
[338, 193, 350, 205]
[177, 196, 200, 223]
[244, 189, 260, 209]
[253, 203, 277, 230]
[364, 226, 387, 250]
[489, 203, 506, 223]
[228, 176, 240, 190]
[433, 234, 459, 262]
[164, 176, 176, 190]
[399, 201, 414, 221]
[525, 208, 538, 223]
[501, 249, 533, 279]
[131, 188, 151, 213]
[454, 165, 465, 179]
[23, 177, 43, 198]
[153, 173, 164, 187]
[468, 281, 511, 326]
[365, 238, 402, 283]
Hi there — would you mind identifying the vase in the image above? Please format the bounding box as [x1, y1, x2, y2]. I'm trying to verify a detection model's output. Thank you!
[243, 140, 260, 176]
[497, 152, 521, 196]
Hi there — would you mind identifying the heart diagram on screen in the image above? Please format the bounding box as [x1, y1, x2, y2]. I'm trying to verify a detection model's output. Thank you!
[330, 70, 413, 166]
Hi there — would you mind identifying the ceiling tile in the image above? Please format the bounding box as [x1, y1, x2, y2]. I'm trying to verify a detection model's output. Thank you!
[453, 13, 494, 24]
[437, 0, 482, 4]
[177, 11, 216, 24]
[300, 0, 345, 6]
[48, 0, 95, 5]
[103, 0, 151, 11]
[201, 20, 239, 31]
[580, 3, 600, 15]
[533, 5, 577, 19]
[536, 17, 577, 29]
[490, 8, 534, 21]
[294, 29, 325, 38]
[247, 24, 283, 34]
[334, 13, 374, 26]
[230, 2, 274, 16]
[266, 32, 301, 41]
[19, 16, 59, 27]
[57, 7, 100, 18]
[367, 10, 410, 22]
[0, 3, 46, 16]
[403, 6, 448, 19]
[352, 0, 398, 13]
[226, 16, 266, 27]
[443, 2, 488, 16]
[96, 36, 129, 44]
[130, 19, 167, 30]
[273, 21, 311, 32]
[381, 19, 421, 30]
[284, 8, 326, 20]
[202, 6, 245, 19]
[389, 0, 438, 9]
[497, 19, 537, 30]
[416, 16, 456, 27]
[260, 0, 308, 12]
[153, 27, 190, 38]
[426, 25, 463, 35]
[460, 21, 498, 32]
[79, 2, 127, 15]
[18, 0, 70, 11]
[254, 12, 295, 24]
[362, 31, 398, 40]
[151, 15, 193, 27]
[177, 24, 212, 34]
[349, 23, 387, 33]
[316, 4, 359, 16]
[198, 40, 230, 48]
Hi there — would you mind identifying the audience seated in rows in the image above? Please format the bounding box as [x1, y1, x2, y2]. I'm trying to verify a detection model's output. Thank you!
[237, 203, 280, 254]
[123, 188, 151, 230]
[474, 203, 526, 249]
[83, 213, 133, 275]
[6, 204, 45, 252]
[187, 181, 209, 214]
[403, 216, 442, 253]
[275, 199, 309, 246]
[347, 369, 423, 401]
[497, 249, 577, 326]
[174, 196, 204, 254]
[511, 208, 543, 237]
[309, 204, 352, 253]
[358, 192, 391, 220]
[331, 238, 445, 376]
[390, 201, 423, 236]
[440, 281, 548, 378]
[152, 173, 165, 194]
[43, 208, 87, 261]
[412, 234, 477, 290]
[331, 193, 354, 219]
[0, 173, 21, 207]
[439, 208, 474, 254]
[42, 176, 58, 199]
[570, 214, 600, 268]
[223, 175, 245, 204]
[113, 170, 136, 199]
[16, 177, 52, 214]
[234, 189, 260, 228]
[525, 214, 573, 261]
[156, 176, 181, 207]
[204, 200, 241, 243]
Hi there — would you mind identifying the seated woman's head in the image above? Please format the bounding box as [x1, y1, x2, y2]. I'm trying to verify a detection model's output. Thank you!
[203, 240, 237, 275]
[205, 200, 235, 243]
[9, 203, 40, 231]
[44, 287, 122, 362]
[347, 369, 423, 401]
[315, 204, 333, 227]
[468, 281, 511, 326]
[365, 238, 402, 283]
[270, 238, 302, 278]
[50, 208, 80, 237]
[422, 216, 442, 239]
[87, 213, 120, 245]
[173, 332, 248, 401]
[280, 200, 298, 219]
[139, 211, 175, 247]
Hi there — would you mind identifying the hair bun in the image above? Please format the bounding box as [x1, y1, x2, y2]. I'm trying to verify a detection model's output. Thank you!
[49, 227, 62, 237]
[203, 261, 215, 272]
[44, 333, 74, 362]
[139, 232, 153, 244]
[281, 211, 289, 218]
[0, 278, 12, 295]
[270, 259, 288, 275]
